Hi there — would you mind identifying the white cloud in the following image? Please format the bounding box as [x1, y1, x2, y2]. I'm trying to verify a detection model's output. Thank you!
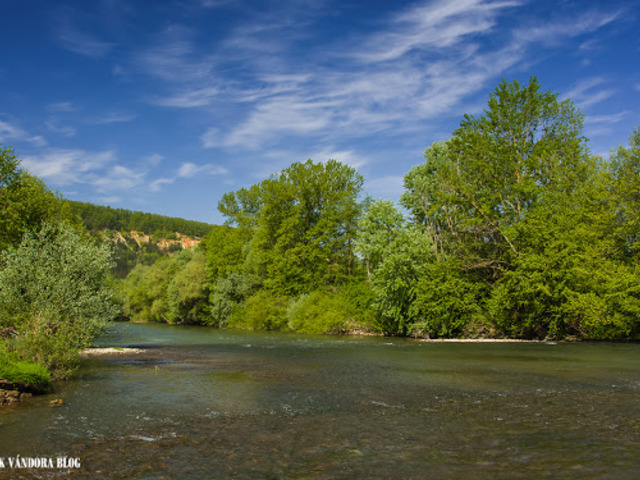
[135, 27, 216, 83]
[57, 26, 115, 58]
[21, 149, 115, 186]
[144, 153, 164, 166]
[518, 10, 621, 46]
[355, 0, 521, 63]
[310, 148, 369, 170]
[563, 77, 615, 110]
[200, 127, 220, 148]
[222, 97, 335, 149]
[91, 113, 137, 124]
[93, 165, 146, 191]
[149, 178, 175, 192]
[585, 112, 628, 125]
[45, 119, 77, 137]
[141, 0, 624, 163]
[47, 102, 75, 113]
[177, 162, 227, 178]
[154, 86, 221, 108]
[0, 119, 47, 146]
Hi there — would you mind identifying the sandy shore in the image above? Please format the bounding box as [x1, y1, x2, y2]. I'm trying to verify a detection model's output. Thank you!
[418, 338, 551, 343]
[80, 347, 144, 356]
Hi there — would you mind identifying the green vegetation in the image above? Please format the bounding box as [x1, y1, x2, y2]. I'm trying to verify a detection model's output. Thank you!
[4, 77, 640, 357]
[120, 249, 209, 324]
[0, 346, 51, 392]
[0, 146, 74, 251]
[0, 223, 121, 379]
[67, 200, 214, 237]
[1, 147, 121, 386]
[118, 79, 640, 340]
[65, 201, 213, 278]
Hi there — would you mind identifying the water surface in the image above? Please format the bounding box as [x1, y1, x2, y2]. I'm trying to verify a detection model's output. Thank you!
[1, 323, 639, 479]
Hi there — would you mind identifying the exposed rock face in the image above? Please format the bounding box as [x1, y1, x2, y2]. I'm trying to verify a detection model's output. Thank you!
[108, 230, 201, 252]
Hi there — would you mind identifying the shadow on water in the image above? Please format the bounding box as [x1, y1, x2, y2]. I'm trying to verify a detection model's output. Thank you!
[1, 323, 640, 479]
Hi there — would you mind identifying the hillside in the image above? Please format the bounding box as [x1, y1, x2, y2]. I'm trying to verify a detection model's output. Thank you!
[67, 200, 215, 237]
[66, 200, 215, 278]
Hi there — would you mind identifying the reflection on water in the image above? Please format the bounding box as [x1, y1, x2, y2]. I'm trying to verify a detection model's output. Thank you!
[1, 323, 640, 479]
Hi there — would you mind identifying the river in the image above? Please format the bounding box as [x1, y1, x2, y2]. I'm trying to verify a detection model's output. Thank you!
[1, 323, 639, 479]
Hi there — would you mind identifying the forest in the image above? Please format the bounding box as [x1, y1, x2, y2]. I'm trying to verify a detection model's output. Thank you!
[2, 77, 640, 391]
[120, 78, 640, 341]
[67, 200, 215, 237]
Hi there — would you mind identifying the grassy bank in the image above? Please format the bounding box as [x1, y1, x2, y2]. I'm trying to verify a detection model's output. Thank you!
[0, 344, 51, 396]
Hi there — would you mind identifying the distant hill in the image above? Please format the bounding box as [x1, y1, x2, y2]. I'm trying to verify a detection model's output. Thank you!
[67, 200, 215, 238]
[66, 200, 216, 278]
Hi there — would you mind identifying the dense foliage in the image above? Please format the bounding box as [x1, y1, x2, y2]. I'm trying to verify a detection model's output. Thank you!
[0, 146, 74, 251]
[6, 78, 640, 344]
[0, 223, 120, 379]
[1, 147, 121, 383]
[389, 78, 640, 339]
[122, 159, 376, 334]
[118, 77, 640, 340]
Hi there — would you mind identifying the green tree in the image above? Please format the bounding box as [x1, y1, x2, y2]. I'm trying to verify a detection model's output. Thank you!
[401, 141, 454, 262]
[0, 223, 120, 378]
[208, 272, 261, 327]
[221, 159, 364, 296]
[442, 77, 587, 275]
[202, 225, 248, 281]
[399, 78, 623, 339]
[166, 250, 210, 324]
[355, 198, 405, 280]
[610, 126, 640, 259]
[0, 146, 73, 251]
[370, 226, 434, 335]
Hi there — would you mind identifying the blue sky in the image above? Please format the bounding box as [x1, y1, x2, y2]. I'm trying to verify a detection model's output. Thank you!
[1, 0, 639, 224]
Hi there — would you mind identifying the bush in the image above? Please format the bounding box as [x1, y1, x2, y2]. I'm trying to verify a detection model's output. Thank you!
[287, 291, 349, 334]
[411, 260, 485, 338]
[227, 290, 290, 331]
[166, 251, 209, 324]
[0, 223, 121, 378]
[208, 272, 261, 327]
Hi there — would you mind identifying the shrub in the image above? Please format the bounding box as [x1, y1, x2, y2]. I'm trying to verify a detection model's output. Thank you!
[228, 290, 290, 331]
[287, 290, 349, 335]
[0, 223, 121, 378]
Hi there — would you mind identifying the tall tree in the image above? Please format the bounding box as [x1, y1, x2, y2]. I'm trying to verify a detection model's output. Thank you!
[221, 159, 364, 295]
[0, 145, 72, 251]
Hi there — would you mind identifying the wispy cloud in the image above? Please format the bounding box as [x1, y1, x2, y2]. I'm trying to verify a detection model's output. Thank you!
[138, 0, 624, 163]
[353, 0, 521, 63]
[47, 102, 76, 113]
[90, 112, 137, 124]
[517, 10, 621, 46]
[93, 165, 146, 191]
[149, 177, 175, 192]
[20, 149, 115, 186]
[57, 25, 115, 58]
[45, 118, 77, 137]
[178, 162, 227, 177]
[135, 26, 216, 83]
[585, 111, 628, 125]
[0, 119, 47, 146]
[563, 77, 615, 109]
[144, 153, 164, 167]
[153, 86, 221, 108]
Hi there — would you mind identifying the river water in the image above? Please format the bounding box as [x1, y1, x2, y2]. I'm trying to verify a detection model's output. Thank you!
[1, 323, 639, 479]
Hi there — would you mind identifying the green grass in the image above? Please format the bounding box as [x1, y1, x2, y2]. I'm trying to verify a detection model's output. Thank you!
[0, 347, 51, 392]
